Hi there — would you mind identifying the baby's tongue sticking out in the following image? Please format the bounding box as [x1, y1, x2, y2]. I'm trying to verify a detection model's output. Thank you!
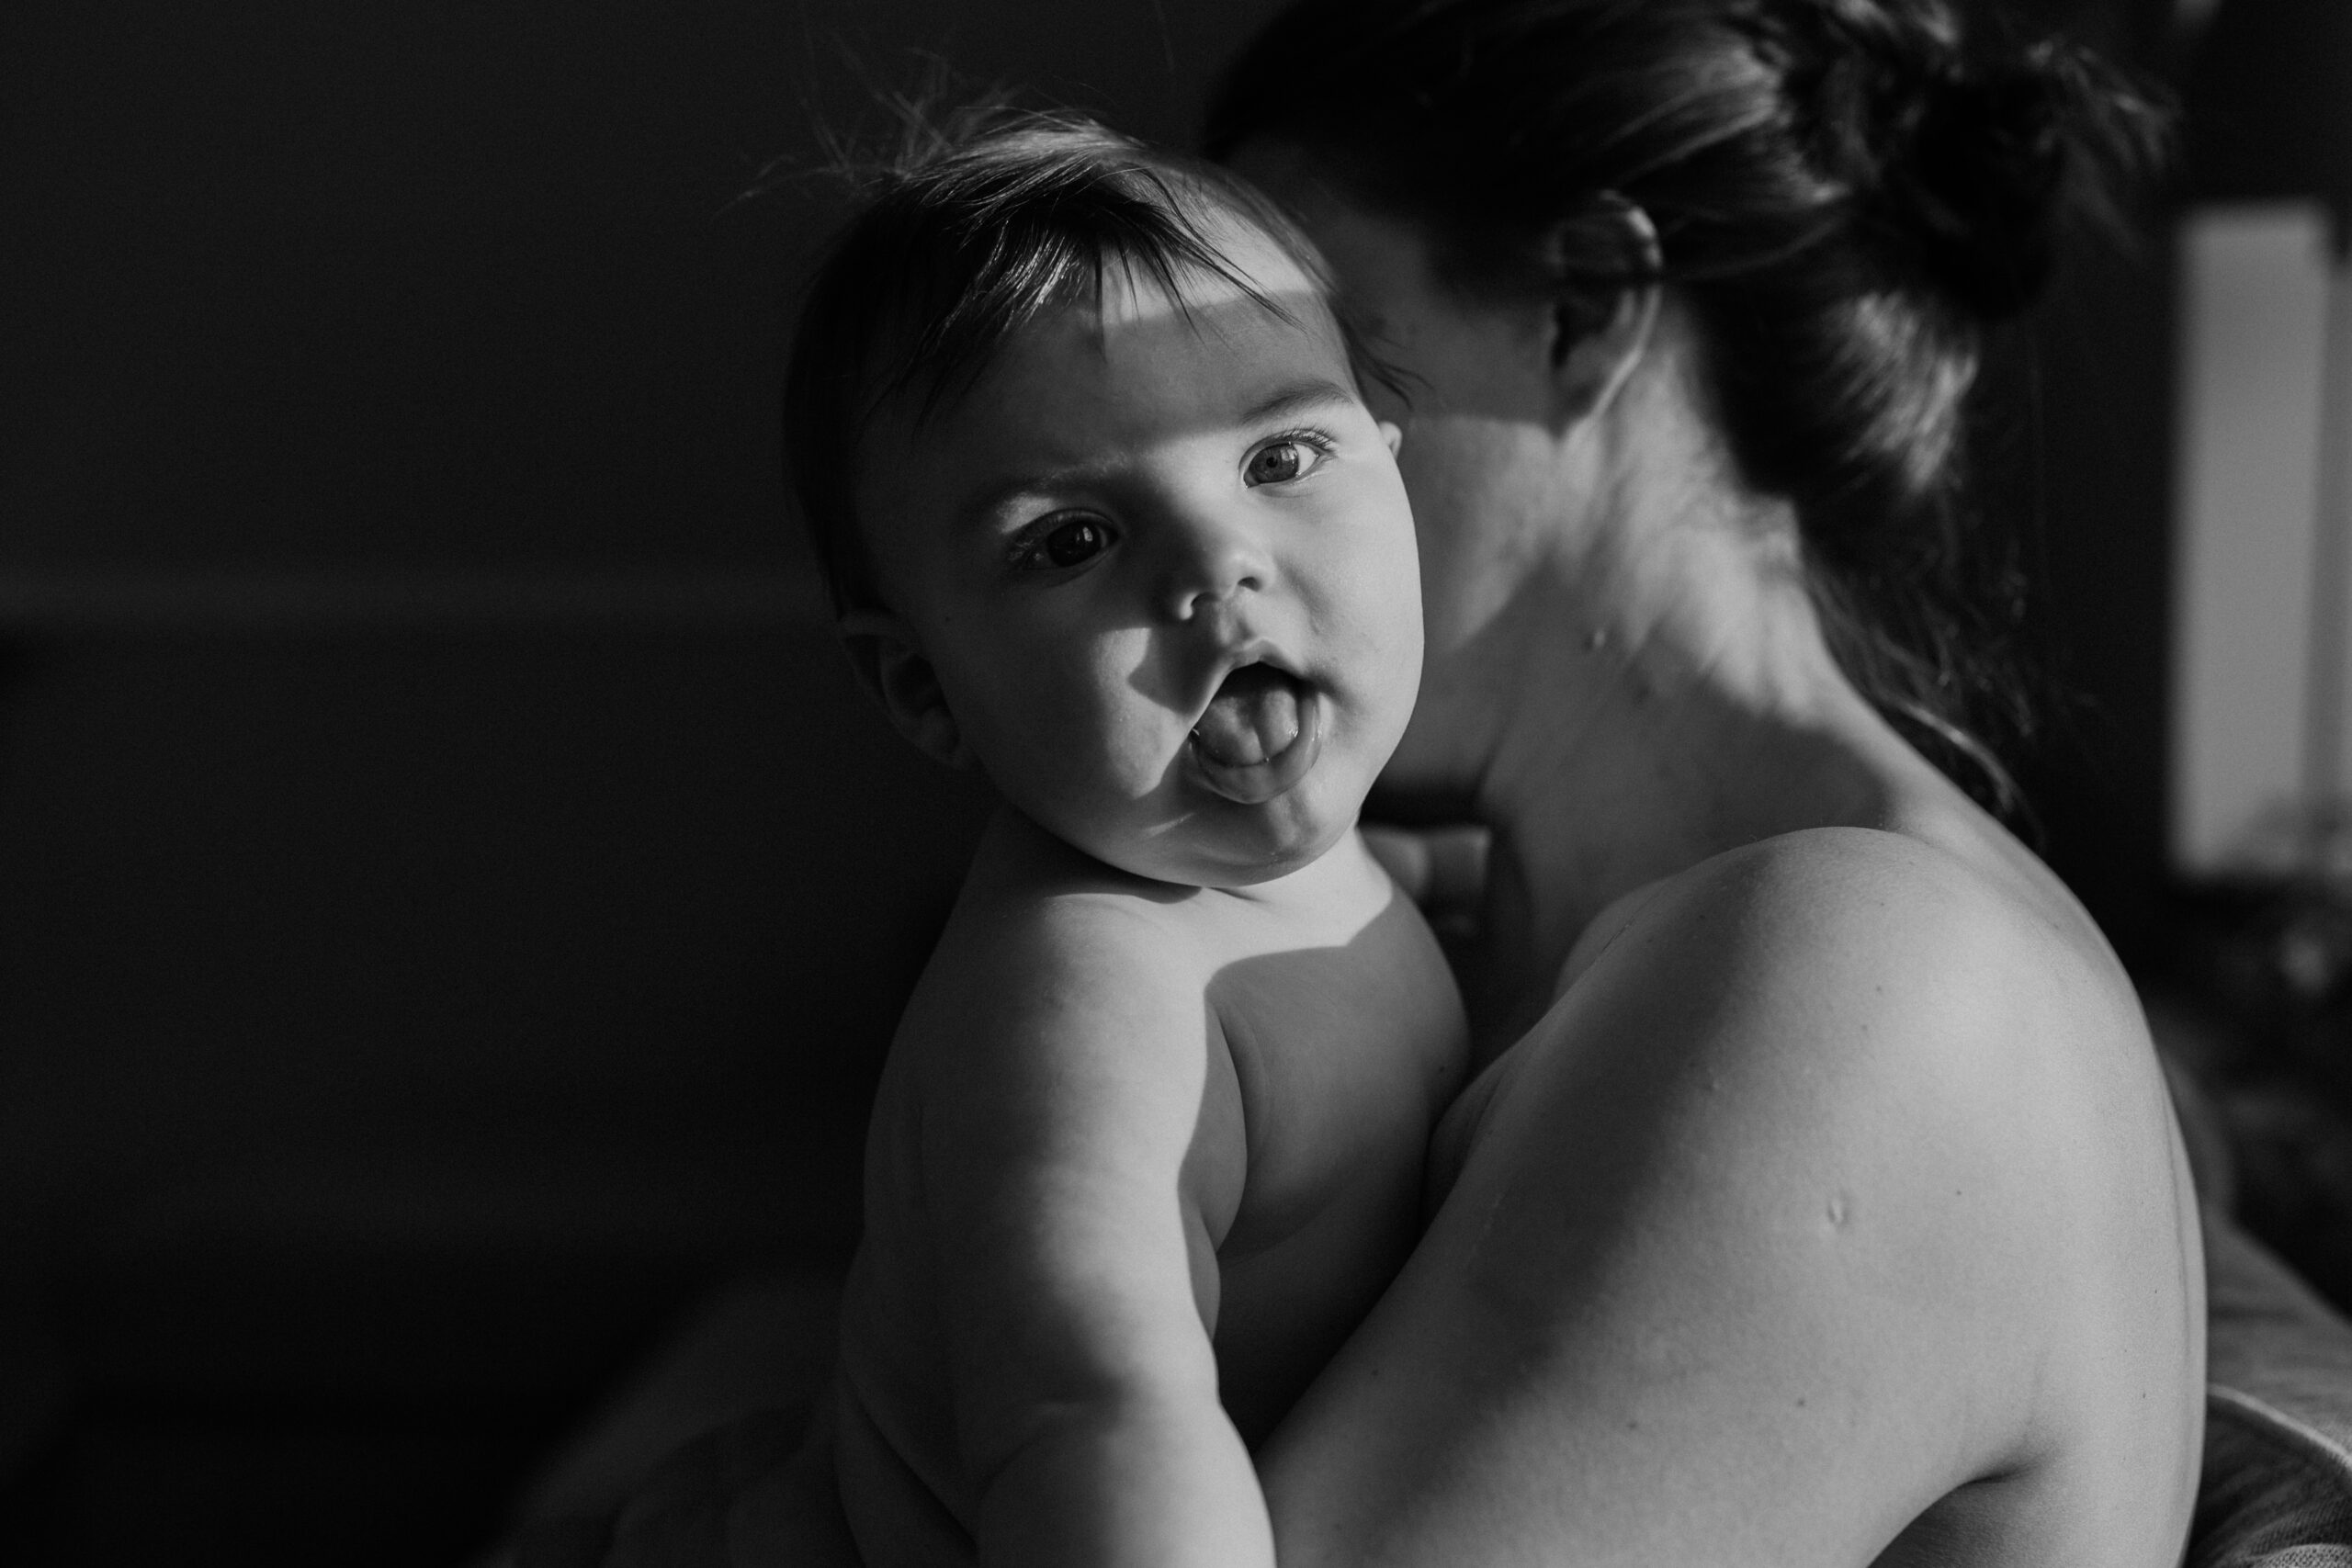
[1193, 664, 1302, 768]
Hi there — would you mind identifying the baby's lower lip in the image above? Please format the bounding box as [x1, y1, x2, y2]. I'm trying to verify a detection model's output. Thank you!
[1188, 667, 1323, 806]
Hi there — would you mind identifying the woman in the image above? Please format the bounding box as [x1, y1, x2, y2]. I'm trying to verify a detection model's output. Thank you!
[1195, 1, 2201, 1563]
[633, 2, 2201, 1562]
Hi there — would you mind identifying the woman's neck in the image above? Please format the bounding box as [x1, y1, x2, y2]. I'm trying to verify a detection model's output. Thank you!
[1392, 436, 1948, 1035]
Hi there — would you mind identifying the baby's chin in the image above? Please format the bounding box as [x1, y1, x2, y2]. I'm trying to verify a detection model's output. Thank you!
[1069, 787, 1363, 891]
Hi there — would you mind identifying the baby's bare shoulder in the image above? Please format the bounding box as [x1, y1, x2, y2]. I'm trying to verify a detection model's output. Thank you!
[888, 813, 1231, 1111]
[925, 840, 1208, 1020]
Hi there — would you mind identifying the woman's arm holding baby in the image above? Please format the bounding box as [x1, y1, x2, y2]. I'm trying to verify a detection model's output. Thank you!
[914, 897, 1272, 1568]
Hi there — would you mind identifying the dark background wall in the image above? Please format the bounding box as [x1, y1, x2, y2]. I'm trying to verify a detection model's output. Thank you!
[0, 0, 2180, 1560]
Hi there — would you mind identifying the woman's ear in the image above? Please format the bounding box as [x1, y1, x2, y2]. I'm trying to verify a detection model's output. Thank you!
[1544, 201, 1662, 429]
[837, 608, 974, 770]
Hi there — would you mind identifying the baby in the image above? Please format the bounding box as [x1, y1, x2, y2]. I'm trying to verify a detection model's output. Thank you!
[781, 109, 1468, 1567]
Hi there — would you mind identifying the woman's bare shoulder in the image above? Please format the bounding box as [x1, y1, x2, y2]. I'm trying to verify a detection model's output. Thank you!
[1460, 824, 2149, 1227]
[1294, 824, 2201, 1565]
[1265, 821, 2200, 1566]
[1566, 826, 2080, 1124]
[1571, 824, 2171, 1235]
[1543, 820, 2196, 1441]
[1594, 822, 2135, 1048]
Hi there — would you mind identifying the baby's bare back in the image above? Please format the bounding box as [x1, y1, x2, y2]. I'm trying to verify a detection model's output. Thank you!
[830, 809, 1467, 1562]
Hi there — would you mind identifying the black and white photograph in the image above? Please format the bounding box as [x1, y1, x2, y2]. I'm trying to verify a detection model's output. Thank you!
[4, 1, 2346, 1563]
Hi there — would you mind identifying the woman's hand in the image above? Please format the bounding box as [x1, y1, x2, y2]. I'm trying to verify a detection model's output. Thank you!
[1360, 823, 1488, 939]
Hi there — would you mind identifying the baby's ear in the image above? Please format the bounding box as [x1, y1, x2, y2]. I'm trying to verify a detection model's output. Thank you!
[837, 609, 973, 770]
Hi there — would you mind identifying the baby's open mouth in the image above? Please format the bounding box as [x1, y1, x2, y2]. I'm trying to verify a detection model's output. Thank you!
[1189, 663, 1322, 805]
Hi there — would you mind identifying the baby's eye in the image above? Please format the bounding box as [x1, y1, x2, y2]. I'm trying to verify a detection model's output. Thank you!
[1009, 514, 1113, 573]
[1244, 434, 1332, 488]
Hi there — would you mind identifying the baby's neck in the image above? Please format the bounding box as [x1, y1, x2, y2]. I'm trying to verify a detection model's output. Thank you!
[976, 806, 1396, 939]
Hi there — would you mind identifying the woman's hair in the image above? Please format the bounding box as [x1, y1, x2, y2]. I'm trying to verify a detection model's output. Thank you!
[783, 104, 1354, 615]
[1204, 0, 2164, 813]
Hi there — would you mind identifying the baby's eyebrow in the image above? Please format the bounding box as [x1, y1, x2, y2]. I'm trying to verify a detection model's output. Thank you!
[952, 466, 1090, 535]
[1237, 378, 1359, 426]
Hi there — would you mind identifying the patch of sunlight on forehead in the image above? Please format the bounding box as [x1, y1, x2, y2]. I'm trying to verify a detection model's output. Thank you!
[1093, 216, 1334, 346]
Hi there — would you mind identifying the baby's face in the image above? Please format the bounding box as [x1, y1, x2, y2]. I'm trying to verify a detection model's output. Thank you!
[854, 222, 1422, 887]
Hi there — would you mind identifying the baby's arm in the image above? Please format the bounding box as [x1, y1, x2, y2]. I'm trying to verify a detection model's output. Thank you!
[910, 897, 1270, 1568]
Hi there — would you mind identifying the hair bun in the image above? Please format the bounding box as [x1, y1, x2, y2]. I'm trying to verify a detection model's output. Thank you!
[1782, 4, 2165, 321]
[1903, 39, 2163, 320]
[1887, 45, 2074, 319]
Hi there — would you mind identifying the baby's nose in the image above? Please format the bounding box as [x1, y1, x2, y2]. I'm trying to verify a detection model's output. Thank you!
[1161, 513, 1272, 623]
